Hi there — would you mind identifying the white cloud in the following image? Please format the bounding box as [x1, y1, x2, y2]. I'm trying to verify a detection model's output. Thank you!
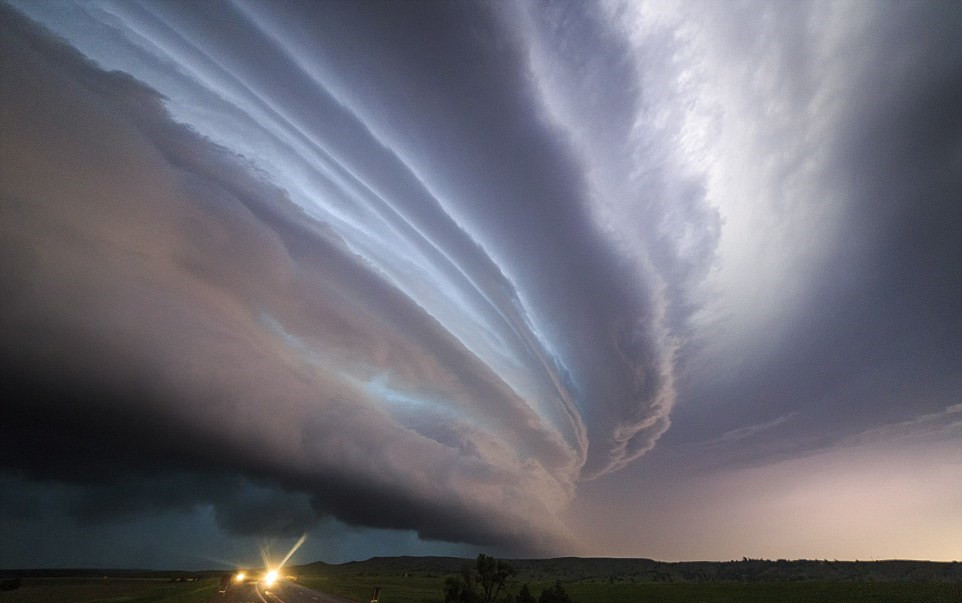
[697, 411, 799, 447]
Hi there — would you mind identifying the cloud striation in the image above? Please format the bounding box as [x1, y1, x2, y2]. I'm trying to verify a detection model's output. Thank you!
[6, 0, 959, 564]
[0, 1, 718, 554]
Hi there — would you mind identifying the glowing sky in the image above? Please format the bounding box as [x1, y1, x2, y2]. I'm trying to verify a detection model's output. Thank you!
[1, 1, 960, 568]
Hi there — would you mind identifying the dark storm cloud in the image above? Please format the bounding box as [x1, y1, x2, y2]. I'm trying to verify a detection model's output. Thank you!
[7, 0, 958, 568]
[0, 4, 579, 553]
[1, 0, 722, 555]
[213, 486, 319, 538]
[3, 0, 720, 554]
[231, 0, 702, 475]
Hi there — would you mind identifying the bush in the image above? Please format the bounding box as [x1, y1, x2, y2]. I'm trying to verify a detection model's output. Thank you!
[442, 555, 515, 603]
[538, 581, 573, 603]
[515, 583, 536, 603]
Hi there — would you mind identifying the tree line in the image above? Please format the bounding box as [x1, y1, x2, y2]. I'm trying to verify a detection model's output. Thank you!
[443, 554, 573, 603]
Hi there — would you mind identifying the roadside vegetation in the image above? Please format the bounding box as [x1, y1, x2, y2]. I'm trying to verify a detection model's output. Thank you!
[299, 569, 960, 603]
[441, 554, 573, 603]
[295, 556, 961, 603]
[0, 576, 218, 603]
[2, 557, 958, 602]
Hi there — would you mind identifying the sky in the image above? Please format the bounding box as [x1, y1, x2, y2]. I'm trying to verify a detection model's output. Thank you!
[1, 0, 960, 570]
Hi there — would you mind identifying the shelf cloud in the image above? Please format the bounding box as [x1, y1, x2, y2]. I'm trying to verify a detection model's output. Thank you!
[2, 0, 960, 565]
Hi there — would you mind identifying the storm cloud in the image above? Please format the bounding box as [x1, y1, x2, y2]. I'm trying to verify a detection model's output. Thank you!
[1, 0, 707, 555]
[2, 0, 960, 567]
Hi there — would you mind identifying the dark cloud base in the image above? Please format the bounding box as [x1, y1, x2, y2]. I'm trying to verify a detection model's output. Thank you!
[0, 3, 581, 557]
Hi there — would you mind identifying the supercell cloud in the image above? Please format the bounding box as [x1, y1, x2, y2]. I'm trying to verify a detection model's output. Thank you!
[0, 0, 706, 554]
[2, 0, 960, 565]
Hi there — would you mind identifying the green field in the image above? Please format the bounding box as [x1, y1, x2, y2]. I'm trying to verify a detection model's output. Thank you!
[298, 574, 962, 603]
[2, 574, 960, 603]
[290, 556, 962, 603]
[0, 577, 219, 603]
[562, 581, 962, 603]
[2, 557, 959, 603]
[302, 574, 441, 603]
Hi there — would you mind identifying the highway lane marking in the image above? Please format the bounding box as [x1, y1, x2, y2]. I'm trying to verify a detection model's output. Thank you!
[255, 582, 288, 603]
[289, 582, 321, 601]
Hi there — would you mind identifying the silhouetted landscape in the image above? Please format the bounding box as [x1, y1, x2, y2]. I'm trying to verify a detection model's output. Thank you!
[2, 556, 960, 603]
[3, 1, 961, 597]
[297, 555, 962, 583]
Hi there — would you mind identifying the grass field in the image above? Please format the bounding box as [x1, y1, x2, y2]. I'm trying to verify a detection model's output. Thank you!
[3, 558, 958, 603]
[2, 574, 959, 602]
[562, 581, 962, 603]
[302, 574, 442, 603]
[0, 576, 219, 603]
[298, 574, 962, 603]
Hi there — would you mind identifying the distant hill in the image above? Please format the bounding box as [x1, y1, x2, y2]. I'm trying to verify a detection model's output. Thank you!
[294, 556, 962, 583]
[4, 556, 958, 584]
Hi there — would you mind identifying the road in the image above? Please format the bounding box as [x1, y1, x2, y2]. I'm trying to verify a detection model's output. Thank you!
[215, 579, 358, 603]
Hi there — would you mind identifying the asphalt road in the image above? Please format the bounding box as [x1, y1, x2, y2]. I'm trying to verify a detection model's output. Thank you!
[216, 579, 358, 603]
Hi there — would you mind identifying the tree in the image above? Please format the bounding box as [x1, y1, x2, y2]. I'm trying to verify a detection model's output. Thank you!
[476, 554, 515, 603]
[444, 565, 480, 603]
[538, 581, 573, 603]
[442, 554, 516, 603]
[516, 583, 536, 603]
